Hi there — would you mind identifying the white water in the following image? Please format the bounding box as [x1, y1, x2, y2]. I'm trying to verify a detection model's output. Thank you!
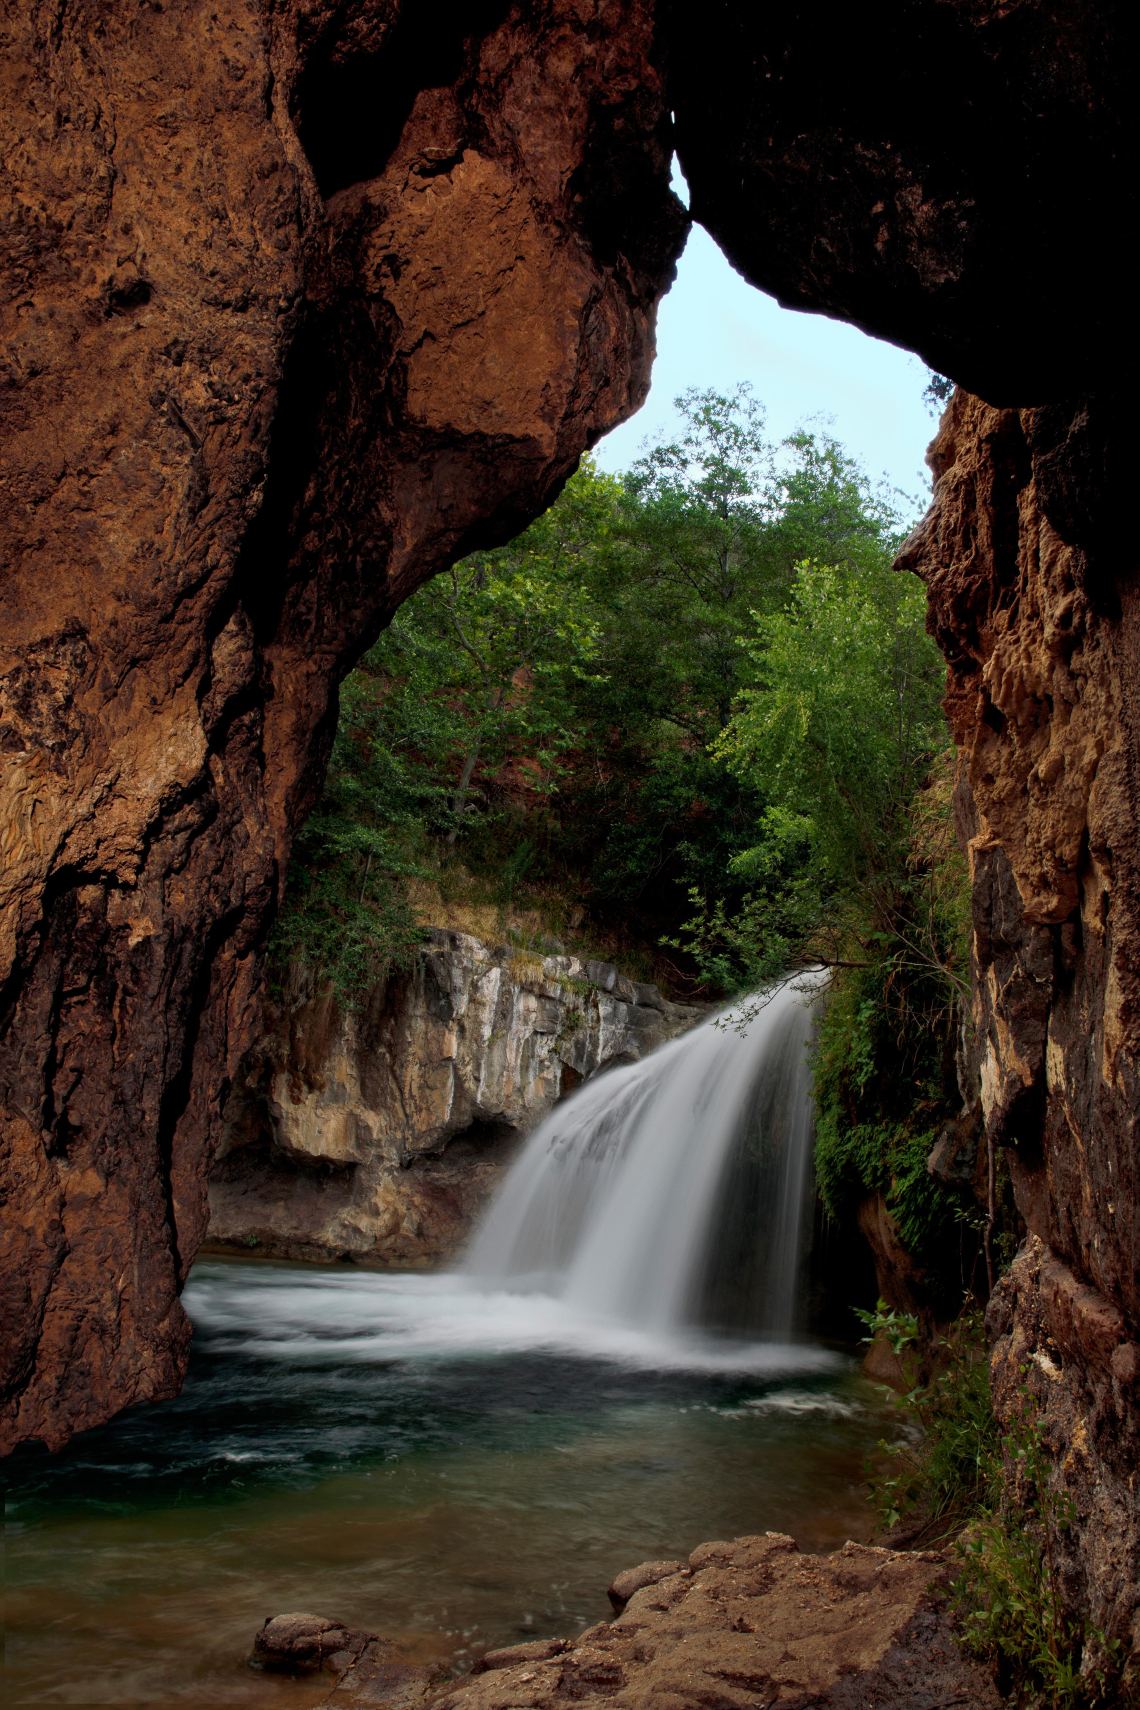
[465, 975, 823, 1341]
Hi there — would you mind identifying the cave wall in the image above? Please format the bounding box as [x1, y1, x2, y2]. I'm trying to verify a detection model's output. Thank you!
[0, 0, 685, 1453]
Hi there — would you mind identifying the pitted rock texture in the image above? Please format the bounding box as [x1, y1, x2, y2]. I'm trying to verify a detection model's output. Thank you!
[424, 1533, 1000, 1710]
[205, 930, 704, 1265]
[900, 385, 1138, 1655]
[0, 0, 684, 1452]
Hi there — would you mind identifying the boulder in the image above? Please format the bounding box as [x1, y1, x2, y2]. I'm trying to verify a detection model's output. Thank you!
[253, 1613, 368, 1675]
[424, 1534, 1001, 1710]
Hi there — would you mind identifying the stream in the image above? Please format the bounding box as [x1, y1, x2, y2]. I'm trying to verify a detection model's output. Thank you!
[6, 1257, 891, 1705]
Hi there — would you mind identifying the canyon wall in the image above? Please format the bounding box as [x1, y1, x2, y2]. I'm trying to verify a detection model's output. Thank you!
[0, 0, 686, 1452]
[898, 388, 1137, 1663]
[205, 930, 703, 1265]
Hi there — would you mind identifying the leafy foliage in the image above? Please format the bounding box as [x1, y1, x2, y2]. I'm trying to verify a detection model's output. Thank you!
[277, 386, 916, 992]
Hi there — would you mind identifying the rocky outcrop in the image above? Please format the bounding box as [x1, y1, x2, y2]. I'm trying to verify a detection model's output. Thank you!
[0, 1, 684, 1452]
[900, 387, 1139, 1660]
[205, 930, 704, 1265]
[667, 2, 1128, 401]
[421, 1533, 1000, 1709]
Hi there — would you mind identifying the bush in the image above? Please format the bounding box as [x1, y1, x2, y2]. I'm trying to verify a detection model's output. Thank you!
[859, 1303, 1130, 1708]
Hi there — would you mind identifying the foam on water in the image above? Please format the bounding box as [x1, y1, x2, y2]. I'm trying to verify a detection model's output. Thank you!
[185, 1264, 840, 1377]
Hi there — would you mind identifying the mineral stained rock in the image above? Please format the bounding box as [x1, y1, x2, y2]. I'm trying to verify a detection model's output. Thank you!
[204, 930, 703, 1265]
[0, 0, 684, 1453]
[899, 385, 1138, 1659]
[424, 1533, 1001, 1710]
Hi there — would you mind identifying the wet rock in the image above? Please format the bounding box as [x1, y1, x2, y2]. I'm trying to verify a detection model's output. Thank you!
[254, 1616, 438, 1704]
[253, 1613, 369, 1674]
[322, 1641, 439, 1705]
[606, 1558, 688, 1610]
[424, 1534, 1001, 1710]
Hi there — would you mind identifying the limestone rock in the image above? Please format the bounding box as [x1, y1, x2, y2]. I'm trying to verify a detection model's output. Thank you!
[428, 1533, 1000, 1710]
[204, 930, 704, 1265]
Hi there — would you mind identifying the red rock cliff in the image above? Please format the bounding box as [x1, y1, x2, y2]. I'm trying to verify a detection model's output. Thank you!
[0, 0, 685, 1452]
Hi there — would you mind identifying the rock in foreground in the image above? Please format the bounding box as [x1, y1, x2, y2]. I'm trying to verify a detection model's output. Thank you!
[427, 1534, 999, 1710]
[253, 1612, 437, 1705]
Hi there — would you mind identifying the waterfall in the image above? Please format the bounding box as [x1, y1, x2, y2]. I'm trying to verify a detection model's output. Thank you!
[465, 975, 822, 1340]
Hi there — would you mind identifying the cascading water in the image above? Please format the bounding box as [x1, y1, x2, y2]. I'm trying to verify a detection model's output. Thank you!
[465, 973, 823, 1340]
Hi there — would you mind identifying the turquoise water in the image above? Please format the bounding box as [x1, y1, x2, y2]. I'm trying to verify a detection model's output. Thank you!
[5, 1259, 889, 1705]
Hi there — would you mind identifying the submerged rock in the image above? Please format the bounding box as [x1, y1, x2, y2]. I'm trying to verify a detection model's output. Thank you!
[205, 930, 704, 1266]
[428, 1534, 1000, 1709]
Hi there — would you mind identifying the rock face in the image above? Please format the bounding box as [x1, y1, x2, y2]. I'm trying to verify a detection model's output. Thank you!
[423, 1533, 1000, 1710]
[0, 0, 684, 1452]
[899, 386, 1139, 1656]
[205, 930, 704, 1265]
[667, 1, 1128, 401]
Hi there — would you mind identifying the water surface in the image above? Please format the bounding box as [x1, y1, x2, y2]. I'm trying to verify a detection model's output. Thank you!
[6, 1258, 888, 1705]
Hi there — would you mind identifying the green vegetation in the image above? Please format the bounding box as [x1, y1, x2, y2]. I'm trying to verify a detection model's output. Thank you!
[271, 383, 920, 997]
[274, 380, 978, 1287]
[858, 1303, 1128, 1708]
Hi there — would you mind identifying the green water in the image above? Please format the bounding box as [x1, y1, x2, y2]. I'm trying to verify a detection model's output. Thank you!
[4, 1259, 890, 1704]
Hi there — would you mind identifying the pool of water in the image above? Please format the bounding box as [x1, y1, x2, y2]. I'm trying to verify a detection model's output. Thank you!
[5, 1258, 891, 1705]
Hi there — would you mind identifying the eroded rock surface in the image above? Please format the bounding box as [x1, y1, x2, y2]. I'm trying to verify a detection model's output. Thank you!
[0, 0, 684, 1452]
[900, 386, 1139, 1656]
[205, 930, 703, 1264]
[425, 1533, 1000, 1710]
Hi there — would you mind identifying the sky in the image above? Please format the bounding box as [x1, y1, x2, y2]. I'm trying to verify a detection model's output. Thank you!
[593, 169, 940, 527]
